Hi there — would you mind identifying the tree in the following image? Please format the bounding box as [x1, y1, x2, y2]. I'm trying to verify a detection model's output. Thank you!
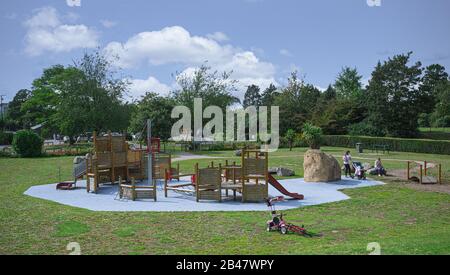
[173, 65, 240, 111]
[129, 92, 176, 140]
[261, 84, 278, 106]
[419, 64, 449, 115]
[365, 52, 423, 137]
[431, 80, 450, 127]
[274, 72, 321, 135]
[322, 85, 336, 101]
[22, 51, 131, 141]
[284, 129, 296, 151]
[243, 85, 262, 108]
[301, 123, 323, 150]
[6, 89, 31, 130]
[334, 67, 363, 101]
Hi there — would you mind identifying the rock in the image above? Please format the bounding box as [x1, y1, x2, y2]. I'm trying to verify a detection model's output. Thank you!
[235, 150, 242, 157]
[304, 149, 341, 182]
[268, 167, 278, 174]
[277, 168, 295, 177]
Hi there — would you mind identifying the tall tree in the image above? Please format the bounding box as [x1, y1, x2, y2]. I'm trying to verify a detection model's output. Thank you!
[261, 84, 278, 106]
[419, 64, 449, 114]
[274, 72, 321, 135]
[129, 92, 176, 140]
[243, 85, 262, 108]
[334, 67, 364, 101]
[431, 80, 450, 127]
[6, 89, 31, 130]
[365, 52, 423, 137]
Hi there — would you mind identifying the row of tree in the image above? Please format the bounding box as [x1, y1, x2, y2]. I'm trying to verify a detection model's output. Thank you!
[2, 51, 449, 143]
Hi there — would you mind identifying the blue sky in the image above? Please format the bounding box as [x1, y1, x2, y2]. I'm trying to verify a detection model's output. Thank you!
[1, 0, 449, 101]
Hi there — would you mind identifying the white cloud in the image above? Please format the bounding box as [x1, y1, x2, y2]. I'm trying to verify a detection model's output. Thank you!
[280, 49, 293, 57]
[24, 7, 98, 56]
[104, 26, 278, 100]
[101, 19, 118, 28]
[127, 75, 172, 99]
[206, 31, 229, 42]
[66, 0, 81, 7]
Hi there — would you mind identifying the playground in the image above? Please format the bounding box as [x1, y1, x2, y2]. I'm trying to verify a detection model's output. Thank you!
[1, 144, 449, 254]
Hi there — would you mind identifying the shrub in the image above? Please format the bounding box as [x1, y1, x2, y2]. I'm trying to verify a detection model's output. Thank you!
[323, 135, 450, 155]
[0, 131, 14, 145]
[12, 130, 43, 157]
[347, 122, 385, 137]
[301, 123, 323, 149]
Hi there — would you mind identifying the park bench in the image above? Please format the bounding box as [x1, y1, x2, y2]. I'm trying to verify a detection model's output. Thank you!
[371, 144, 390, 154]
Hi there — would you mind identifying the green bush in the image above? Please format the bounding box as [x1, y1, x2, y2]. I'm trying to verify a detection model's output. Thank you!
[323, 135, 450, 155]
[12, 130, 43, 157]
[348, 122, 385, 137]
[0, 131, 14, 145]
[301, 123, 323, 149]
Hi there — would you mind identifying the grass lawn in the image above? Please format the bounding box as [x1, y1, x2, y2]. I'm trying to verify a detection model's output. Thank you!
[0, 147, 449, 255]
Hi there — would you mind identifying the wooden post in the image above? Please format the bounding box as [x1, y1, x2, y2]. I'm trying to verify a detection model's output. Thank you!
[195, 163, 199, 202]
[407, 161, 410, 180]
[164, 168, 168, 198]
[147, 120, 153, 188]
[439, 164, 442, 185]
[131, 178, 136, 201]
[419, 165, 423, 185]
[424, 161, 427, 176]
[118, 176, 123, 199]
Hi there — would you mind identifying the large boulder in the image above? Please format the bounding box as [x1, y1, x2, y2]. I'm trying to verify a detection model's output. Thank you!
[304, 149, 341, 182]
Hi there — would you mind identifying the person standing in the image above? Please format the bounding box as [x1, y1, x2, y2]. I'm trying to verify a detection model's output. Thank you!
[343, 151, 353, 178]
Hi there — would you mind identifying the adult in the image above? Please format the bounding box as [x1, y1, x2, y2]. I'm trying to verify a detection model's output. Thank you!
[343, 151, 353, 178]
[374, 158, 386, 176]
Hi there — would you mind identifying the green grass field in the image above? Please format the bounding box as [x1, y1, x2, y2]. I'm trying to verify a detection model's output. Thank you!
[0, 147, 449, 255]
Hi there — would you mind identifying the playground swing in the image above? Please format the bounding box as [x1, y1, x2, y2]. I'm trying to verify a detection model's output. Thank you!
[407, 161, 442, 185]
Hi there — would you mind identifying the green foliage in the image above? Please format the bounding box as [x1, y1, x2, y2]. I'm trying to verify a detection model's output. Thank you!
[431, 80, 450, 127]
[0, 131, 14, 145]
[365, 52, 423, 138]
[129, 92, 176, 140]
[334, 67, 363, 100]
[323, 135, 450, 155]
[12, 130, 43, 157]
[301, 123, 323, 149]
[5, 89, 31, 130]
[260, 84, 278, 106]
[275, 72, 321, 135]
[418, 64, 449, 115]
[284, 129, 296, 151]
[243, 85, 262, 108]
[348, 121, 385, 137]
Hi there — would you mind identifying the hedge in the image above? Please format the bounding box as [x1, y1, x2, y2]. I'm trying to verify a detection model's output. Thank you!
[323, 135, 450, 155]
[0, 131, 14, 145]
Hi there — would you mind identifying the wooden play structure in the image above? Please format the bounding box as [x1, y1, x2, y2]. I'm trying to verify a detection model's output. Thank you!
[164, 148, 270, 203]
[118, 176, 156, 201]
[86, 132, 129, 193]
[164, 162, 222, 202]
[407, 160, 442, 185]
[240, 149, 269, 202]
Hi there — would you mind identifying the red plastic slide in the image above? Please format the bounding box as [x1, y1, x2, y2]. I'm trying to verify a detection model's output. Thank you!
[268, 174, 304, 200]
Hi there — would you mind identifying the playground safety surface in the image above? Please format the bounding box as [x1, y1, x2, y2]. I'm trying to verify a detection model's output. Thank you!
[24, 178, 384, 212]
